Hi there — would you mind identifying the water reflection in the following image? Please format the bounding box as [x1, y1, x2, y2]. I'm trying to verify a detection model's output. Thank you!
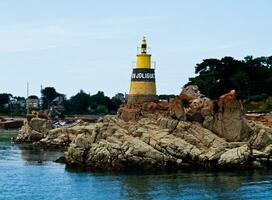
[18, 145, 64, 163]
[0, 130, 63, 164]
[64, 168, 272, 200]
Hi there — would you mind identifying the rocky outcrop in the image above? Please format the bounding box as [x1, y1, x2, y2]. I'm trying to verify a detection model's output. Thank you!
[63, 89, 272, 171]
[14, 88, 272, 171]
[248, 122, 272, 151]
[14, 117, 85, 148]
[118, 97, 186, 122]
[15, 118, 53, 143]
[64, 114, 272, 171]
[0, 119, 24, 129]
[247, 113, 272, 128]
[180, 85, 213, 122]
[218, 144, 250, 167]
[204, 90, 251, 142]
[180, 85, 203, 100]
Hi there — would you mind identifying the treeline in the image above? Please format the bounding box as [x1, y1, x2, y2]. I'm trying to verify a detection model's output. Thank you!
[63, 90, 122, 114]
[0, 87, 124, 115]
[0, 93, 26, 115]
[186, 56, 272, 100]
[41, 87, 123, 115]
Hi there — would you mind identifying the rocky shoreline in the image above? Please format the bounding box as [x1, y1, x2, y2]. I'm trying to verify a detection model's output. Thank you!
[13, 86, 272, 171]
[0, 117, 24, 129]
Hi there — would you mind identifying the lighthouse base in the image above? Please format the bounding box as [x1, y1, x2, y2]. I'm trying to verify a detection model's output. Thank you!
[127, 94, 158, 105]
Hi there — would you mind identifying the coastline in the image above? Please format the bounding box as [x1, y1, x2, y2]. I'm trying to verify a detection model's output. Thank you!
[11, 87, 272, 172]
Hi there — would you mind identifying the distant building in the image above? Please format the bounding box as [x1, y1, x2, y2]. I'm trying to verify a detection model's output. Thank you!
[26, 95, 39, 109]
[8, 97, 26, 109]
[49, 95, 65, 110]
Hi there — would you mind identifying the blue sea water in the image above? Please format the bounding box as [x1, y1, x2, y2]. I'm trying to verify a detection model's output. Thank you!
[1, 130, 272, 200]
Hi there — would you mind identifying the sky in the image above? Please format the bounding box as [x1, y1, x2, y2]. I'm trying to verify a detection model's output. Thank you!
[0, 0, 272, 98]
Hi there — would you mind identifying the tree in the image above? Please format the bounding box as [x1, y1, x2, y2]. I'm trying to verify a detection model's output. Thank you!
[69, 90, 91, 113]
[186, 56, 272, 100]
[41, 87, 62, 109]
[0, 93, 12, 106]
[64, 90, 122, 114]
[96, 105, 108, 114]
[89, 91, 122, 113]
[159, 94, 176, 102]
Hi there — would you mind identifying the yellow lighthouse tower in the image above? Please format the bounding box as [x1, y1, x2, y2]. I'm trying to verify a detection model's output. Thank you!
[128, 37, 158, 105]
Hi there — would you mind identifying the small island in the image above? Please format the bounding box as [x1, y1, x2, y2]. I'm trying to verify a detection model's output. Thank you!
[12, 38, 272, 171]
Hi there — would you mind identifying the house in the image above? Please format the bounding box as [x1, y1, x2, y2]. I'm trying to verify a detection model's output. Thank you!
[49, 95, 65, 110]
[26, 95, 40, 109]
[8, 97, 26, 109]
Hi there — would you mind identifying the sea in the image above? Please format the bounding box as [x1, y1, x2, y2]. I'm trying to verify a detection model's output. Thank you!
[0, 130, 272, 200]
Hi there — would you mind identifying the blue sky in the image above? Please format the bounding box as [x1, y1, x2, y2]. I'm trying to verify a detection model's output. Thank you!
[0, 0, 272, 98]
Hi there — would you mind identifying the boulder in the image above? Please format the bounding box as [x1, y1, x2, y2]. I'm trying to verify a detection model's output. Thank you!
[29, 118, 53, 134]
[28, 130, 44, 142]
[180, 86, 213, 122]
[218, 144, 250, 167]
[118, 106, 141, 122]
[263, 144, 272, 155]
[180, 85, 202, 100]
[249, 122, 272, 150]
[204, 90, 251, 142]
[168, 97, 186, 120]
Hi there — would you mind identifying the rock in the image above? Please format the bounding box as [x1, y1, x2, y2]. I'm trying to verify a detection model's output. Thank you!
[26, 111, 49, 122]
[28, 130, 44, 142]
[204, 90, 251, 142]
[0, 116, 5, 122]
[26, 114, 36, 122]
[54, 156, 66, 163]
[29, 118, 53, 134]
[180, 86, 213, 122]
[65, 116, 188, 170]
[62, 108, 271, 171]
[13, 87, 272, 171]
[118, 106, 141, 122]
[263, 144, 272, 155]
[168, 97, 186, 120]
[252, 149, 268, 158]
[14, 117, 70, 148]
[0, 120, 24, 129]
[180, 85, 202, 100]
[14, 117, 53, 144]
[246, 113, 272, 128]
[65, 115, 229, 171]
[218, 144, 250, 167]
[249, 122, 272, 150]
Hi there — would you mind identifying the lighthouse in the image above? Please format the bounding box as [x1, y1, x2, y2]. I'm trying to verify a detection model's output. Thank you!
[128, 37, 158, 105]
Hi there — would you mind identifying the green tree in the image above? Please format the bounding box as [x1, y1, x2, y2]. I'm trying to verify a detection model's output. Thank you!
[0, 93, 11, 106]
[159, 94, 176, 102]
[186, 56, 272, 100]
[70, 90, 91, 113]
[96, 105, 108, 114]
[41, 87, 62, 109]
